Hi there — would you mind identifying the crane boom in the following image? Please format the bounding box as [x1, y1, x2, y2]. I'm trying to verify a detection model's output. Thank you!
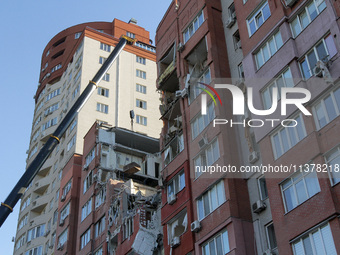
[0, 35, 135, 227]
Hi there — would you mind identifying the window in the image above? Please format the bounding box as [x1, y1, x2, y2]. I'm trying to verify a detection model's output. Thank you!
[74, 70, 81, 82]
[25, 246, 43, 255]
[46, 88, 61, 102]
[136, 56, 146, 64]
[98, 87, 109, 97]
[262, 68, 294, 109]
[167, 171, 185, 199]
[83, 171, 93, 194]
[136, 99, 147, 109]
[42, 117, 58, 131]
[15, 234, 25, 251]
[102, 73, 110, 82]
[44, 102, 59, 116]
[258, 176, 268, 200]
[325, 145, 340, 185]
[255, 31, 283, 69]
[28, 145, 38, 159]
[67, 135, 76, 151]
[97, 103, 109, 114]
[136, 115, 147, 126]
[238, 63, 245, 78]
[99, 56, 107, 64]
[27, 224, 45, 242]
[81, 228, 91, 249]
[127, 31, 135, 38]
[233, 30, 241, 50]
[135, 41, 156, 53]
[202, 229, 230, 255]
[21, 196, 30, 212]
[167, 210, 187, 242]
[292, 224, 337, 255]
[271, 114, 306, 159]
[100, 42, 111, 52]
[60, 202, 70, 223]
[53, 210, 58, 225]
[191, 101, 215, 139]
[94, 247, 103, 255]
[70, 118, 77, 132]
[194, 139, 220, 177]
[75, 32, 82, 39]
[136, 84, 147, 94]
[136, 69, 146, 79]
[183, 11, 204, 43]
[81, 197, 92, 221]
[190, 68, 211, 101]
[36, 101, 44, 112]
[51, 64, 62, 73]
[18, 214, 28, 230]
[95, 187, 106, 208]
[247, 1, 271, 36]
[94, 216, 105, 238]
[85, 147, 96, 168]
[281, 169, 320, 212]
[313, 87, 340, 129]
[197, 180, 225, 220]
[58, 229, 68, 246]
[266, 223, 277, 249]
[123, 217, 134, 240]
[290, 0, 326, 38]
[299, 34, 337, 79]
[62, 179, 72, 197]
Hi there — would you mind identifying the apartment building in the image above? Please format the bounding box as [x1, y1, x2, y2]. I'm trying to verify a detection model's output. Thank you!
[13, 19, 161, 255]
[235, 0, 340, 253]
[59, 122, 162, 255]
[156, 0, 254, 254]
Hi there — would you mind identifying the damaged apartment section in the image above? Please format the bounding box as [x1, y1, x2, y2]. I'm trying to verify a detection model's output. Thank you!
[74, 122, 163, 255]
[158, 37, 209, 167]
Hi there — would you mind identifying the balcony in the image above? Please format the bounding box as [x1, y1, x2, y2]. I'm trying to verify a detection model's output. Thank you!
[31, 194, 49, 213]
[157, 43, 179, 92]
[33, 178, 50, 195]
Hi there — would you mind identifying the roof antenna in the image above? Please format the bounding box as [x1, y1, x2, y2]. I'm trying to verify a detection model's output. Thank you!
[130, 110, 135, 131]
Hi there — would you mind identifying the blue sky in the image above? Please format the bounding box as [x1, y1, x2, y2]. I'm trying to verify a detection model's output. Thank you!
[0, 1, 170, 253]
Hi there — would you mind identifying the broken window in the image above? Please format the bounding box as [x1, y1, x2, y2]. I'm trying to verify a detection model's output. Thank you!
[94, 216, 106, 238]
[167, 209, 188, 242]
[123, 217, 134, 240]
[95, 187, 106, 209]
[83, 171, 93, 194]
[164, 134, 184, 166]
[167, 170, 185, 199]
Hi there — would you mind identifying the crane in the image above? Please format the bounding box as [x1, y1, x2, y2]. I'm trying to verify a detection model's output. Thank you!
[0, 35, 135, 227]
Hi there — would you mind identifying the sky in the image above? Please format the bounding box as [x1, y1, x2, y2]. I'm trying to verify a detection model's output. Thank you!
[0, 1, 170, 253]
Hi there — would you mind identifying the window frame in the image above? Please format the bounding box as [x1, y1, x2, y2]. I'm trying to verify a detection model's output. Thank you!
[247, 1, 271, 37]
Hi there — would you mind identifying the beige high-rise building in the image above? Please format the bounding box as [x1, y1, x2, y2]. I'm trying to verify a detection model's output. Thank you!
[13, 18, 161, 255]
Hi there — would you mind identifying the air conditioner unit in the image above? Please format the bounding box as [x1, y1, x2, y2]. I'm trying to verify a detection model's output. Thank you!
[198, 137, 208, 149]
[59, 219, 65, 226]
[226, 15, 236, 28]
[83, 165, 88, 171]
[175, 88, 188, 98]
[252, 200, 266, 213]
[190, 220, 201, 233]
[177, 42, 185, 52]
[167, 193, 177, 205]
[285, 0, 297, 7]
[61, 194, 66, 202]
[57, 243, 64, 250]
[46, 73, 51, 78]
[170, 236, 180, 248]
[248, 151, 259, 164]
[236, 40, 242, 49]
[263, 249, 276, 255]
[49, 245, 54, 249]
[313, 65, 323, 77]
[93, 174, 98, 182]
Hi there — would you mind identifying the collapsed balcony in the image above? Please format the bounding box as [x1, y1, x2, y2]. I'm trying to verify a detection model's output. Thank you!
[157, 43, 179, 92]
